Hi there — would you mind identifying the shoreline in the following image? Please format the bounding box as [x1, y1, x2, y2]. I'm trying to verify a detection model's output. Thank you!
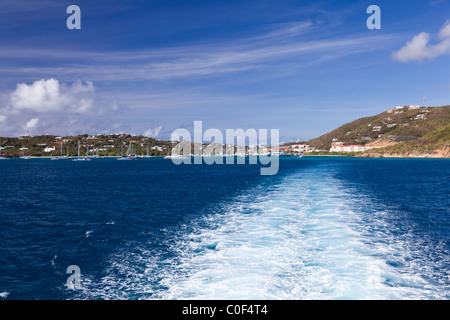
[303, 153, 450, 159]
[2, 154, 448, 159]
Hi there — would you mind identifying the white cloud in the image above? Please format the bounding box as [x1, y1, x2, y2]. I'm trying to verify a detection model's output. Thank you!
[0, 78, 127, 136]
[11, 78, 60, 112]
[22, 117, 39, 131]
[10, 78, 94, 113]
[144, 126, 163, 138]
[392, 20, 450, 62]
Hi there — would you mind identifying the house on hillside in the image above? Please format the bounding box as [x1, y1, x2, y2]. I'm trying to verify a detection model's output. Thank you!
[372, 126, 382, 132]
[151, 146, 164, 152]
[43, 146, 55, 153]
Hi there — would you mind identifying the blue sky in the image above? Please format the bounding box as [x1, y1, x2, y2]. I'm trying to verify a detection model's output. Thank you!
[0, 0, 450, 141]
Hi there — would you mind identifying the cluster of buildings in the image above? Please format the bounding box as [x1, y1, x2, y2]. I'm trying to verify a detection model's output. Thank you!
[12, 134, 169, 156]
[329, 142, 366, 153]
[266, 144, 312, 155]
[387, 105, 420, 114]
[329, 104, 432, 153]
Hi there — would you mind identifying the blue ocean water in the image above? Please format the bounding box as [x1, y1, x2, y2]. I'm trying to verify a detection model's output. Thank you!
[0, 156, 448, 300]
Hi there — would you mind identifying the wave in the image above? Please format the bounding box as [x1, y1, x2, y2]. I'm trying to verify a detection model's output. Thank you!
[0, 292, 9, 299]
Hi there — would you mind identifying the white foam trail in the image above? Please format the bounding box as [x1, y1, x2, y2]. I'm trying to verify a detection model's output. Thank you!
[76, 166, 448, 300]
[155, 169, 448, 300]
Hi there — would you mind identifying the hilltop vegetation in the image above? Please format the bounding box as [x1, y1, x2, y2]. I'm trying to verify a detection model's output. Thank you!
[305, 105, 450, 158]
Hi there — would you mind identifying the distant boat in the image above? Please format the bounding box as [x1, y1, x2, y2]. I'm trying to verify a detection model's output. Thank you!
[117, 155, 135, 160]
[138, 146, 152, 158]
[164, 154, 188, 159]
[72, 141, 91, 161]
[117, 140, 136, 160]
[88, 146, 100, 159]
[19, 147, 31, 159]
[51, 142, 70, 160]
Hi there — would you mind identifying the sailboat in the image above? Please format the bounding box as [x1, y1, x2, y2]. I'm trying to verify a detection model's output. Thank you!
[20, 147, 31, 159]
[90, 147, 100, 159]
[138, 146, 152, 158]
[117, 140, 135, 160]
[51, 143, 68, 160]
[72, 141, 91, 161]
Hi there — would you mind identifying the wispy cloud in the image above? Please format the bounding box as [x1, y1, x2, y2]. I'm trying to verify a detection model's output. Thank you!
[0, 18, 399, 136]
[0, 30, 396, 83]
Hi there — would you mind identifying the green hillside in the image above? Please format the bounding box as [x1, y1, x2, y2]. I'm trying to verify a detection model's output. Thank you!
[365, 122, 450, 157]
[306, 105, 450, 156]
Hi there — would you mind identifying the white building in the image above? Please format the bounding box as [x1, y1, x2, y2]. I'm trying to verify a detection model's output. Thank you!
[151, 146, 164, 152]
[290, 144, 311, 151]
[43, 146, 55, 153]
[330, 144, 366, 153]
[372, 126, 382, 132]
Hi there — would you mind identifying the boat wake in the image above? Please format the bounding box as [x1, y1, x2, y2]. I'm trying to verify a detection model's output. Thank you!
[74, 167, 449, 300]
